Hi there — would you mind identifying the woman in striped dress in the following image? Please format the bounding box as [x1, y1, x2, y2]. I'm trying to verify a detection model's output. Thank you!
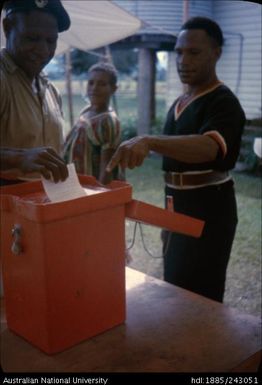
[64, 62, 122, 184]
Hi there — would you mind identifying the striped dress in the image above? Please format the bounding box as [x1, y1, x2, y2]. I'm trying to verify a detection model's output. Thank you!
[64, 107, 121, 179]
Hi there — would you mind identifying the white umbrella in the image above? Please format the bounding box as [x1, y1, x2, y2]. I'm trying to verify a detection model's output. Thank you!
[58, 0, 142, 54]
[1, 0, 142, 53]
[58, 1, 142, 126]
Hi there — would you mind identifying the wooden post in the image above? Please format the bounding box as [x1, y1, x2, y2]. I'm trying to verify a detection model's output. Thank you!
[104, 46, 118, 114]
[137, 48, 156, 135]
[65, 49, 74, 128]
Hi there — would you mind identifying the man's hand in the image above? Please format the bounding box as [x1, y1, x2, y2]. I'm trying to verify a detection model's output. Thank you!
[106, 136, 150, 172]
[20, 147, 69, 182]
[1, 147, 69, 183]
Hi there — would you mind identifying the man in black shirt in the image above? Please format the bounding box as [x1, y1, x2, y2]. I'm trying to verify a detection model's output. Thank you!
[107, 17, 245, 302]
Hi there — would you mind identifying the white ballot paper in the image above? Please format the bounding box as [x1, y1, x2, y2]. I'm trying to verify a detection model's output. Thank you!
[41, 163, 106, 203]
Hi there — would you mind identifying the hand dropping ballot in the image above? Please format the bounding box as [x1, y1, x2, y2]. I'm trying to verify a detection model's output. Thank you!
[41, 163, 106, 203]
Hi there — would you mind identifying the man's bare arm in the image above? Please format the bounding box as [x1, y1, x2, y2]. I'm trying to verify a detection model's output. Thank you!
[106, 134, 219, 172]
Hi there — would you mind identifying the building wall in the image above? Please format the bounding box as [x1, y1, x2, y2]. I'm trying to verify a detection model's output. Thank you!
[186, 0, 213, 18]
[114, 0, 183, 34]
[214, 0, 262, 120]
[164, 0, 262, 119]
[114, 0, 261, 120]
[114, 0, 213, 34]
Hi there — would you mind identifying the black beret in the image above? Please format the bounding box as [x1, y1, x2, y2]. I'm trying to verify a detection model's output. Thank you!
[3, 0, 71, 32]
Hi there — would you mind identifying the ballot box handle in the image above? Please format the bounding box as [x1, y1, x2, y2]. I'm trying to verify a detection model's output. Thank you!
[125, 199, 205, 238]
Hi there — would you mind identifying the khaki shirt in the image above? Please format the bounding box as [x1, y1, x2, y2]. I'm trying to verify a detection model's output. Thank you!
[0, 48, 64, 156]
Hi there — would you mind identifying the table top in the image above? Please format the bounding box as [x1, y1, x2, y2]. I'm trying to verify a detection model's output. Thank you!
[1, 268, 261, 373]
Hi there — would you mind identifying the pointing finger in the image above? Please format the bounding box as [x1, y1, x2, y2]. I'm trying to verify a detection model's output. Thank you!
[106, 149, 122, 172]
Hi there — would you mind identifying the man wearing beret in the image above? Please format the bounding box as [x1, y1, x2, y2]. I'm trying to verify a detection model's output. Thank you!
[0, 0, 71, 184]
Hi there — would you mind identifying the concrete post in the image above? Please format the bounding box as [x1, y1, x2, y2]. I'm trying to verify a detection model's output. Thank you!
[167, 51, 183, 108]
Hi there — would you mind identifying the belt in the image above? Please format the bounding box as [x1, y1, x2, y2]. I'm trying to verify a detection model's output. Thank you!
[164, 171, 229, 187]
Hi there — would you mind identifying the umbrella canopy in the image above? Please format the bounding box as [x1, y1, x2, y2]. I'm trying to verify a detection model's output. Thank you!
[58, 0, 142, 54]
[0, 0, 142, 54]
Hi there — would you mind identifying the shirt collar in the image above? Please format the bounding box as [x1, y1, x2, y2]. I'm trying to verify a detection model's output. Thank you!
[0, 48, 49, 87]
[0, 48, 18, 74]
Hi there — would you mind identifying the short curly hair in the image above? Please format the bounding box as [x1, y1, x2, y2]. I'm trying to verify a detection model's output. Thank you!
[181, 17, 224, 47]
[88, 62, 118, 86]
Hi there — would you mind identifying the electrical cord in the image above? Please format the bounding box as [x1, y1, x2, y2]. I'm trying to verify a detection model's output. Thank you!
[126, 221, 172, 259]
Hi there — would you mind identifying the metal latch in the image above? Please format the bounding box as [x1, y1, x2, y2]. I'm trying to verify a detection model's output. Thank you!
[11, 224, 23, 255]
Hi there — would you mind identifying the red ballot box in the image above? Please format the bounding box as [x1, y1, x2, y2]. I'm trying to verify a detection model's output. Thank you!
[0, 175, 204, 354]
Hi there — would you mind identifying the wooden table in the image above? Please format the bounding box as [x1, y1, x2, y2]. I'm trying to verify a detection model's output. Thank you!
[1, 268, 261, 373]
